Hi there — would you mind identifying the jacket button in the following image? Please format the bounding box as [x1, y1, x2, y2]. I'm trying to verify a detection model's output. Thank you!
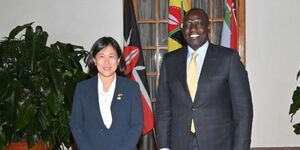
[100, 129, 104, 132]
[192, 108, 196, 111]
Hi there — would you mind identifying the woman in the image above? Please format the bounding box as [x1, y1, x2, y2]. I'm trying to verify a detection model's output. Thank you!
[70, 37, 144, 150]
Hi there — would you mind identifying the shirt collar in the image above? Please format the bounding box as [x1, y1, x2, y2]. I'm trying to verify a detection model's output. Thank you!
[187, 41, 209, 56]
[97, 73, 117, 95]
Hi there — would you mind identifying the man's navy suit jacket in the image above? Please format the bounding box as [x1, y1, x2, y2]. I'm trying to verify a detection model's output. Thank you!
[155, 43, 253, 150]
[70, 76, 144, 150]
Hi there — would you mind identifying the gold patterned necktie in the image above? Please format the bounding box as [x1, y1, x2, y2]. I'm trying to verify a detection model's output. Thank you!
[187, 52, 199, 133]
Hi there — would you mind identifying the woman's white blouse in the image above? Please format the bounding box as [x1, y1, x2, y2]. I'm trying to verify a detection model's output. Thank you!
[97, 74, 116, 129]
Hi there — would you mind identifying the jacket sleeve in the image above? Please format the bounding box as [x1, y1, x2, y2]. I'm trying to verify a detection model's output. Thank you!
[70, 84, 93, 150]
[229, 51, 253, 150]
[118, 82, 144, 150]
[155, 59, 172, 149]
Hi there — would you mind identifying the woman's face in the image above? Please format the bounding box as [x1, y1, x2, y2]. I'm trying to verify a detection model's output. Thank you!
[93, 44, 120, 79]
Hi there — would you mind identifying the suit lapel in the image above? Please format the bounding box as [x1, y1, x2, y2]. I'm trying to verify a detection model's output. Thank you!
[111, 76, 121, 110]
[89, 76, 106, 127]
[110, 76, 122, 128]
[90, 76, 99, 113]
[194, 43, 217, 104]
[176, 47, 193, 104]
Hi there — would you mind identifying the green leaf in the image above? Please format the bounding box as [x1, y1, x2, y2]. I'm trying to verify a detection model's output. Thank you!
[47, 92, 63, 115]
[29, 26, 48, 72]
[58, 124, 71, 148]
[63, 76, 76, 110]
[35, 26, 48, 46]
[26, 133, 40, 149]
[3, 91, 16, 127]
[289, 104, 298, 116]
[290, 87, 300, 114]
[50, 42, 87, 73]
[26, 112, 44, 147]
[0, 126, 6, 149]
[293, 123, 300, 135]
[8, 22, 34, 40]
[30, 36, 37, 71]
[293, 87, 300, 104]
[297, 70, 300, 80]
[37, 111, 50, 130]
[16, 104, 37, 131]
[2, 81, 21, 125]
[51, 42, 74, 71]
[25, 25, 33, 43]
[44, 60, 63, 96]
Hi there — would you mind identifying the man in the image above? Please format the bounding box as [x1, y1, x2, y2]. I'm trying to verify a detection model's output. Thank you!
[155, 8, 253, 150]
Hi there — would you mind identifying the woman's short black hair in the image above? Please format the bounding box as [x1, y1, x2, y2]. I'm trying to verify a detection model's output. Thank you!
[86, 36, 126, 77]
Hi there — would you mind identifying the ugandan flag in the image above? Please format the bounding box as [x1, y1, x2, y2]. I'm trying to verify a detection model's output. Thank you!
[168, 0, 190, 52]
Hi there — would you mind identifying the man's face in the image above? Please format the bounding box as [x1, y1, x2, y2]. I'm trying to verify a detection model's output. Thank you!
[182, 10, 209, 50]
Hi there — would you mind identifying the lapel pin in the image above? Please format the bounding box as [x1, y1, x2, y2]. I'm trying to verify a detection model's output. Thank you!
[117, 93, 123, 100]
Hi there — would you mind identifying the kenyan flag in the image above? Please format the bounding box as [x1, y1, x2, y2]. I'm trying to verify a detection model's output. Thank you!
[221, 0, 238, 50]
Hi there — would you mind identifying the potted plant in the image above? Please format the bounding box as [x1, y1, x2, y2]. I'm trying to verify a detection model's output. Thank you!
[289, 70, 300, 135]
[0, 22, 88, 149]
